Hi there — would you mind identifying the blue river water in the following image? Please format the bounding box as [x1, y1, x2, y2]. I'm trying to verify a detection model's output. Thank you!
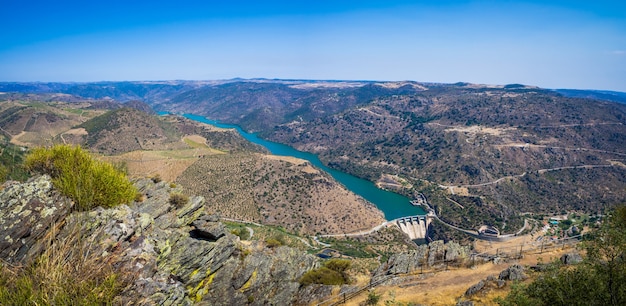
[182, 113, 425, 220]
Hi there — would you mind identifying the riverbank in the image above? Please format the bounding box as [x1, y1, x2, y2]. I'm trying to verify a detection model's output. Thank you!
[182, 113, 425, 220]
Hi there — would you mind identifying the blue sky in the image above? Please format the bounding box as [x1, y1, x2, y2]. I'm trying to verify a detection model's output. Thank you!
[1, 0, 625, 91]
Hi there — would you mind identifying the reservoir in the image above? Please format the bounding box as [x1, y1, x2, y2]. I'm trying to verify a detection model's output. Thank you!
[183, 113, 425, 220]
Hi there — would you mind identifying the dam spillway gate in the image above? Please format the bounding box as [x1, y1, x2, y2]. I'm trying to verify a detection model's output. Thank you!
[395, 215, 432, 240]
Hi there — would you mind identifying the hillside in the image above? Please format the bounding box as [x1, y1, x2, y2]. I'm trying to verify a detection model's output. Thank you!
[266, 85, 626, 232]
[78, 107, 183, 154]
[176, 152, 385, 235]
[0, 97, 385, 238]
[156, 80, 425, 132]
[0, 95, 110, 147]
[3, 80, 626, 238]
[154, 81, 626, 235]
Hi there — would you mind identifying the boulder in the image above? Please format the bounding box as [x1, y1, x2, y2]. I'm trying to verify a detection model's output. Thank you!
[499, 264, 526, 281]
[465, 280, 485, 296]
[560, 252, 583, 265]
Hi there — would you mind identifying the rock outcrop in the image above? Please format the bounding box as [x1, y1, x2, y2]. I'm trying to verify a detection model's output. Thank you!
[0, 176, 330, 305]
[463, 264, 528, 299]
[0, 175, 72, 263]
[373, 240, 470, 280]
[498, 264, 526, 281]
[464, 280, 485, 296]
[560, 252, 583, 265]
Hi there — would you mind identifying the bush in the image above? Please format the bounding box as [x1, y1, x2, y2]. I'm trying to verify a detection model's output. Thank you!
[299, 267, 346, 286]
[366, 290, 381, 305]
[324, 259, 351, 273]
[24, 145, 136, 211]
[169, 192, 189, 208]
[134, 192, 145, 202]
[0, 164, 7, 182]
[299, 259, 352, 285]
[265, 238, 283, 248]
[231, 227, 251, 240]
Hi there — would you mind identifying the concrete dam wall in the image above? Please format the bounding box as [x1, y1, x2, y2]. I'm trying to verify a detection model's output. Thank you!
[396, 215, 431, 240]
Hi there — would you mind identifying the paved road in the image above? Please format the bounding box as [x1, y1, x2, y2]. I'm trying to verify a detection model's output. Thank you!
[318, 220, 392, 238]
[440, 163, 615, 189]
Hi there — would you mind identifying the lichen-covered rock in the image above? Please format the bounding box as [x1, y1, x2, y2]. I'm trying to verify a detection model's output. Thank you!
[191, 215, 226, 241]
[0, 175, 72, 263]
[1, 177, 331, 305]
[498, 264, 526, 281]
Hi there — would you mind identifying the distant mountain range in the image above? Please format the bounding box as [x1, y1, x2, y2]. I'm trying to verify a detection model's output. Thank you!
[553, 89, 626, 105]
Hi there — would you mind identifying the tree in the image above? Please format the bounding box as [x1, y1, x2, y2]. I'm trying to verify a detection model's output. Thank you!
[497, 205, 626, 306]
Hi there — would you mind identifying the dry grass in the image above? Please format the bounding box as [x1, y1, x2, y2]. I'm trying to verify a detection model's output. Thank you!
[0, 221, 130, 305]
[344, 246, 574, 306]
[101, 144, 224, 182]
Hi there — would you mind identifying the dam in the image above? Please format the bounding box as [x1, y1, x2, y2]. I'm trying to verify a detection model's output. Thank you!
[394, 214, 433, 240]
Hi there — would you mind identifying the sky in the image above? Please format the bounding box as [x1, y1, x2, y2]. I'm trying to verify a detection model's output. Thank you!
[1, 0, 625, 91]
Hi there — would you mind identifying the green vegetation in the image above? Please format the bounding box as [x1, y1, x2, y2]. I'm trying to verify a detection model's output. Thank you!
[365, 290, 381, 305]
[317, 227, 414, 261]
[497, 205, 626, 306]
[0, 142, 29, 182]
[24, 145, 136, 211]
[230, 227, 250, 240]
[299, 259, 352, 286]
[0, 164, 6, 182]
[265, 234, 286, 248]
[223, 221, 312, 250]
[78, 109, 118, 135]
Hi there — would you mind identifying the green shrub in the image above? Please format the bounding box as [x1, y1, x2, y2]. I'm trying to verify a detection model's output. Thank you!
[299, 259, 352, 285]
[0, 164, 7, 182]
[0, 142, 30, 182]
[265, 238, 283, 248]
[299, 267, 346, 286]
[324, 259, 351, 273]
[231, 227, 251, 240]
[366, 290, 381, 305]
[169, 192, 189, 208]
[265, 234, 286, 248]
[24, 145, 136, 211]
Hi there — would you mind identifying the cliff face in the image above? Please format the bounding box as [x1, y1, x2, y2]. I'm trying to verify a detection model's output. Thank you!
[0, 176, 332, 305]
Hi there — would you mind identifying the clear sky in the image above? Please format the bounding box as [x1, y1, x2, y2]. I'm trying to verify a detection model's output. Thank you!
[1, 0, 625, 91]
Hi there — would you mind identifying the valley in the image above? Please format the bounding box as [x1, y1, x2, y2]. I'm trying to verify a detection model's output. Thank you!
[1, 80, 625, 305]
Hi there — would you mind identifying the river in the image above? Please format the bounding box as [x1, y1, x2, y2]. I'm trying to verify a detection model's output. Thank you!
[182, 113, 425, 220]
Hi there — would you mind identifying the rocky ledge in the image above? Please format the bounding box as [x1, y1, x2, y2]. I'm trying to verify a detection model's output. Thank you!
[373, 240, 471, 280]
[0, 176, 334, 305]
